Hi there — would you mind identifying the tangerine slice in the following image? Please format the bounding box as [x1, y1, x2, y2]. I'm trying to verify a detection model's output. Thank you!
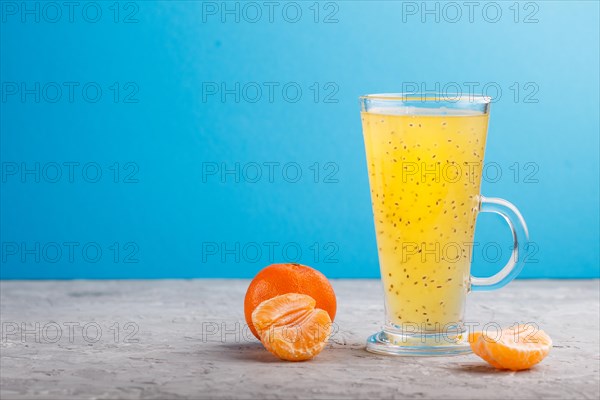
[468, 331, 504, 369]
[252, 293, 332, 361]
[470, 325, 552, 371]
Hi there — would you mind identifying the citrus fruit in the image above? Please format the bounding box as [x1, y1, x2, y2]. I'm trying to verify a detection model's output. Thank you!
[469, 324, 552, 371]
[252, 293, 332, 361]
[244, 263, 336, 339]
[468, 331, 504, 369]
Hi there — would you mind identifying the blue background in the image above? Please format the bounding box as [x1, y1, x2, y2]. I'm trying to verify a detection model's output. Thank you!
[1, 1, 599, 279]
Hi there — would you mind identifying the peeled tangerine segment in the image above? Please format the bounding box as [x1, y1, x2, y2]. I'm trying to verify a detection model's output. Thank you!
[468, 331, 504, 369]
[470, 325, 552, 371]
[251, 293, 332, 361]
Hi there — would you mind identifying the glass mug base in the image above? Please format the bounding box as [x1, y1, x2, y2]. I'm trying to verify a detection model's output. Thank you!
[365, 329, 471, 356]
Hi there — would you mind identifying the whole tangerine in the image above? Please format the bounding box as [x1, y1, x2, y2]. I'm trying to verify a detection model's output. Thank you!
[244, 263, 337, 339]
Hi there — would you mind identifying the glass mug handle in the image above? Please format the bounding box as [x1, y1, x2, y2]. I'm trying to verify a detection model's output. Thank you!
[470, 196, 530, 292]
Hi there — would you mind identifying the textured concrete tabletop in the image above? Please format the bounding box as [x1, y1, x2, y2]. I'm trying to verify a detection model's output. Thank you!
[1, 279, 599, 399]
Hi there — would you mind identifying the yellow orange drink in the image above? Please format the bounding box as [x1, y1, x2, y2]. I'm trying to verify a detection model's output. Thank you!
[361, 110, 488, 330]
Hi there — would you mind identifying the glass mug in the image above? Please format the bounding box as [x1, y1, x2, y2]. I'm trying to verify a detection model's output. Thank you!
[359, 93, 529, 356]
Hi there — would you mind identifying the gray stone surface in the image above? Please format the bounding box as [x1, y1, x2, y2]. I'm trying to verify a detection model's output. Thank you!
[0, 279, 599, 399]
